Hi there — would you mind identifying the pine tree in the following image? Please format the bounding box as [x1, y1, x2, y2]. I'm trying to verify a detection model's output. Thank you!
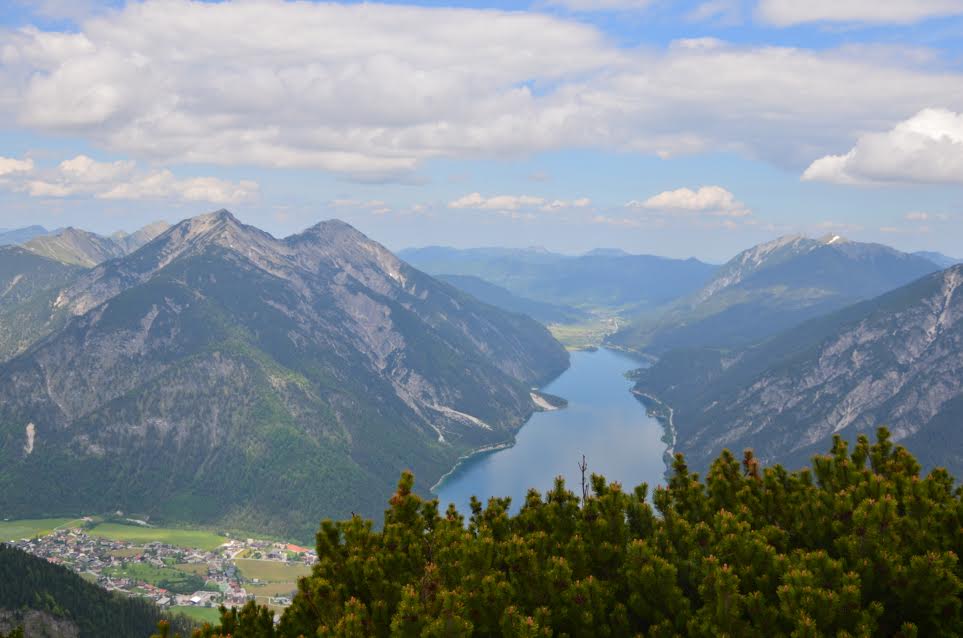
[168, 427, 963, 638]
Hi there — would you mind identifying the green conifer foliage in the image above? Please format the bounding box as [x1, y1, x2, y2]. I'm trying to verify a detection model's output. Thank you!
[178, 428, 963, 637]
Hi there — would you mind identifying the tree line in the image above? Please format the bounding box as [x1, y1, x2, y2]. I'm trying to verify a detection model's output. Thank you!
[0, 543, 194, 638]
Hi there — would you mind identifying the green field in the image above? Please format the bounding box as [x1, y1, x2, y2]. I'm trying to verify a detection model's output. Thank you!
[0, 518, 83, 542]
[234, 559, 311, 583]
[176, 563, 210, 576]
[103, 562, 206, 595]
[87, 523, 226, 550]
[248, 582, 299, 598]
[171, 606, 222, 624]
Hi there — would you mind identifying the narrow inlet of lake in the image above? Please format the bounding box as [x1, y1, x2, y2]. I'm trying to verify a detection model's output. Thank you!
[434, 348, 668, 513]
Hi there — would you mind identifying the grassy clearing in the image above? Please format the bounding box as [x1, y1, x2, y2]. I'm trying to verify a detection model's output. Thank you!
[234, 559, 311, 583]
[176, 563, 210, 576]
[103, 562, 206, 595]
[0, 518, 82, 542]
[87, 523, 226, 550]
[171, 606, 222, 624]
[247, 582, 299, 598]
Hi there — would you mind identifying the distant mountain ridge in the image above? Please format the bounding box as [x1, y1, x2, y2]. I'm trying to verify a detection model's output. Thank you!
[915, 251, 962, 269]
[0, 211, 568, 540]
[633, 264, 963, 475]
[0, 226, 55, 246]
[436, 274, 588, 324]
[24, 222, 170, 268]
[400, 246, 716, 314]
[610, 234, 940, 353]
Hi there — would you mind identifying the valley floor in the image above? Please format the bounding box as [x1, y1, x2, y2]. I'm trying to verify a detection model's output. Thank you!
[2, 518, 316, 622]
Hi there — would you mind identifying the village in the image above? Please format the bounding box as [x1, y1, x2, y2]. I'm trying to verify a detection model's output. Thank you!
[7, 524, 317, 620]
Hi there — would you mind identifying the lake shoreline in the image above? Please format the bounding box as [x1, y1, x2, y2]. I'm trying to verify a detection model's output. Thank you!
[434, 348, 672, 510]
[631, 390, 677, 474]
[430, 439, 517, 494]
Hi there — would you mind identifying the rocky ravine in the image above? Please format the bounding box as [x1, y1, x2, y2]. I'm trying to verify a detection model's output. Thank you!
[633, 265, 963, 475]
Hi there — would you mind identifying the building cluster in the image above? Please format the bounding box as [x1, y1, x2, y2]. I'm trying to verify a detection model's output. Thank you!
[9, 527, 316, 614]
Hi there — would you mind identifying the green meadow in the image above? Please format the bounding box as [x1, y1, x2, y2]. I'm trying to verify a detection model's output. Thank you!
[0, 518, 83, 542]
[86, 523, 226, 551]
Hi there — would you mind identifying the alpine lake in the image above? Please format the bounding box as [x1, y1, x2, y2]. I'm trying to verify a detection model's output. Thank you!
[434, 348, 670, 513]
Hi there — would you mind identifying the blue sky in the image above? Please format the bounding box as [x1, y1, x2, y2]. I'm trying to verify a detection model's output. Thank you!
[1, 0, 963, 261]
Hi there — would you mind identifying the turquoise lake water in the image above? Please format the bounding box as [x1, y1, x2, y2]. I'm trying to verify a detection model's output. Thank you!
[434, 348, 669, 513]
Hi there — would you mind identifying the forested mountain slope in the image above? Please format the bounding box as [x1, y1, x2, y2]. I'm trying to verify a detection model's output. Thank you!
[0, 211, 568, 540]
[0, 544, 192, 638]
[0, 247, 84, 362]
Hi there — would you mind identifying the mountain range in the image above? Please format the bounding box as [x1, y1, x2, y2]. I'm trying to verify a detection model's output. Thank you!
[399, 246, 716, 314]
[436, 274, 588, 324]
[23, 223, 171, 268]
[915, 251, 963, 269]
[609, 234, 941, 354]
[633, 264, 963, 476]
[0, 211, 568, 540]
[0, 226, 56, 246]
[0, 247, 84, 362]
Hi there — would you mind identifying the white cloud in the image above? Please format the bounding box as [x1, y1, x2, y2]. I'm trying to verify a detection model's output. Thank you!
[905, 211, 951, 222]
[100, 172, 258, 204]
[5, 2, 963, 178]
[688, 0, 742, 24]
[802, 108, 963, 185]
[756, 0, 963, 25]
[542, 0, 655, 11]
[2, 154, 257, 204]
[0, 156, 35, 176]
[449, 193, 590, 212]
[592, 215, 645, 228]
[627, 186, 751, 217]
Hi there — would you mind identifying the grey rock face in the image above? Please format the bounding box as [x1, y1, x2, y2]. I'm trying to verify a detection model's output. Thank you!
[0, 210, 568, 540]
[634, 265, 963, 475]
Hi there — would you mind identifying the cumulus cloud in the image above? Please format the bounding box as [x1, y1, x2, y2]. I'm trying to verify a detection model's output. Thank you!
[2, 154, 257, 203]
[802, 108, 963, 185]
[756, 0, 963, 25]
[0, 156, 35, 176]
[4, 1, 963, 178]
[627, 186, 751, 217]
[449, 193, 591, 213]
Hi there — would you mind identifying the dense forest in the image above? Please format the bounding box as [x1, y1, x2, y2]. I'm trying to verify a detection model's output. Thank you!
[150, 428, 960, 637]
[0, 544, 193, 638]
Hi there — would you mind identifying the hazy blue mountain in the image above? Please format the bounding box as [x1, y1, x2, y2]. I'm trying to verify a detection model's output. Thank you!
[633, 264, 963, 475]
[399, 246, 716, 313]
[437, 274, 588, 324]
[0, 226, 54, 246]
[0, 211, 568, 541]
[610, 235, 941, 354]
[914, 251, 962, 269]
